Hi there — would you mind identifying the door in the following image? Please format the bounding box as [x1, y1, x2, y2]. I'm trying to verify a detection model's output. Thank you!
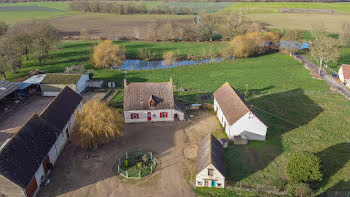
[174, 114, 178, 121]
[147, 112, 151, 120]
[212, 180, 216, 187]
[204, 180, 209, 187]
[43, 155, 50, 174]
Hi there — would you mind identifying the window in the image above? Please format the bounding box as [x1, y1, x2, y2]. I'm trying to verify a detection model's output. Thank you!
[208, 169, 213, 176]
[197, 181, 203, 186]
[218, 183, 222, 187]
[160, 112, 168, 118]
[130, 113, 139, 119]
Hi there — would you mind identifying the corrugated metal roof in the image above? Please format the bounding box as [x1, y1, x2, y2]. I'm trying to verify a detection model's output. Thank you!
[0, 80, 21, 100]
[23, 74, 46, 84]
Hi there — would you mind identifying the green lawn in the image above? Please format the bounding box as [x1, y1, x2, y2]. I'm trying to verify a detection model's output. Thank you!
[220, 2, 350, 14]
[164, 2, 236, 13]
[8, 40, 350, 195]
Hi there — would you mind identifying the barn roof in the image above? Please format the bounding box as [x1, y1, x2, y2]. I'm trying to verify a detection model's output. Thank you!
[0, 114, 61, 189]
[40, 86, 83, 131]
[213, 82, 266, 126]
[196, 134, 225, 177]
[123, 79, 175, 111]
[0, 80, 21, 100]
[341, 64, 350, 79]
[41, 73, 82, 85]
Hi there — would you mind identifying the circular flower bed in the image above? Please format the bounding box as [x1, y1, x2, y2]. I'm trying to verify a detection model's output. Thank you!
[117, 151, 156, 178]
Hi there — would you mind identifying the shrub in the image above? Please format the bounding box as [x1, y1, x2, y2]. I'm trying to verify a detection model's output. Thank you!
[162, 51, 177, 66]
[91, 40, 126, 69]
[125, 160, 128, 168]
[64, 64, 86, 74]
[287, 182, 314, 197]
[286, 151, 323, 183]
[137, 162, 142, 169]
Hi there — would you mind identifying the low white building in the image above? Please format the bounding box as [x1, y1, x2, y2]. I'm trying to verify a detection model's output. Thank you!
[40, 73, 89, 96]
[213, 82, 268, 141]
[0, 86, 83, 197]
[123, 79, 184, 123]
[339, 64, 350, 88]
[196, 134, 225, 188]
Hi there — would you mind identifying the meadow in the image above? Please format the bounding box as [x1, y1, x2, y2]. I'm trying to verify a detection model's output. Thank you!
[13, 40, 349, 195]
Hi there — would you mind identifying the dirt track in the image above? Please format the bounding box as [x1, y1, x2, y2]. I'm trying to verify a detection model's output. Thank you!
[39, 121, 196, 197]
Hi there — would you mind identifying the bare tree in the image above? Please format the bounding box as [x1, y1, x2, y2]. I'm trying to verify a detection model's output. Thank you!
[31, 22, 60, 65]
[219, 10, 247, 41]
[311, 23, 327, 41]
[311, 35, 339, 74]
[280, 30, 302, 56]
[7, 22, 34, 60]
[0, 21, 8, 36]
[0, 36, 22, 79]
[197, 12, 219, 42]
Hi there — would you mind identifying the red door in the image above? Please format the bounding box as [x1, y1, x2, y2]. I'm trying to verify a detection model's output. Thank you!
[26, 177, 38, 197]
[147, 112, 151, 120]
[43, 155, 50, 174]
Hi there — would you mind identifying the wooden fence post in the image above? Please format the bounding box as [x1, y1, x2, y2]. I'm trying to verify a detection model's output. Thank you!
[126, 170, 128, 178]
[139, 171, 141, 178]
[118, 165, 120, 174]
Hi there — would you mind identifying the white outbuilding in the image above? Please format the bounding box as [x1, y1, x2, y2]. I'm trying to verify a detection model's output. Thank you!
[123, 79, 184, 123]
[40, 73, 89, 96]
[339, 64, 350, 88]
[213, 82, 268, 141]
[196, 134, 225, 188]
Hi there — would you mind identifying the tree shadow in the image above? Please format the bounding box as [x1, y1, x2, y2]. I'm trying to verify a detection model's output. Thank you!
[224, 88, 324, 183]
[314, 143, 350, 191]
[320, 180, 350, 197]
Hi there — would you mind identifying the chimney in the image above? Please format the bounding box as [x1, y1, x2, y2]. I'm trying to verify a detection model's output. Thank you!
[169, 77, 172, 85]
[124, 79, 127, 87]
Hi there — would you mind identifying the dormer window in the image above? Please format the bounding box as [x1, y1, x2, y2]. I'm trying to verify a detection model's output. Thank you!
[140, 99, 143, 103]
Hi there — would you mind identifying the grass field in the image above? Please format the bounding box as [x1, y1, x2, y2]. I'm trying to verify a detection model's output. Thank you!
[221, 2, 350, 14]
[164, 2, 235, 13]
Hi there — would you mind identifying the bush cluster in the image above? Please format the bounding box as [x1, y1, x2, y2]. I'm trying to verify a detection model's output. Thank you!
[69, 2, 194, 15]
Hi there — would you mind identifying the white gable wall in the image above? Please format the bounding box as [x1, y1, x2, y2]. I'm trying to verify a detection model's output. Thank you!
[339, 66, 345, 83]
[196, 164, 225, 188]
[214, 98, 231, 135]
[76, 74, 89, 94]
[124, 109, 184, 123]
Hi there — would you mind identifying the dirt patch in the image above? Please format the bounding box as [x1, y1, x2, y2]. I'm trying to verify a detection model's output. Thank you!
[82, 89, 108, 101]
[49, 14, 193, 40]
[39, 121, 195, 197]
[0, 96, 53, 144]
[184, 144, 198, 159]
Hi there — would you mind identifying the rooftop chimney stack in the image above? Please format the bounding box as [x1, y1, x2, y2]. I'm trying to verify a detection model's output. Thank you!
[124, 79, 127, 87]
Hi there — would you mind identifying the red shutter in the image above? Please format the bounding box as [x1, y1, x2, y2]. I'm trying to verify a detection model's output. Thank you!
[137, 113, 139, 119]
[166, 112, 168, 118]
[160, 112, 162, 118]
[131, 114, 133, 119]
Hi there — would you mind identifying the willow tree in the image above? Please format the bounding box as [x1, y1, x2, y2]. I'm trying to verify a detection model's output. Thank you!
[71, 100, 124, 150]
[91, 40, 126, 69]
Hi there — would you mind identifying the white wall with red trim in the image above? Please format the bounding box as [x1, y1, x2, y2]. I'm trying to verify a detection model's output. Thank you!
[124, 109, 184, 123]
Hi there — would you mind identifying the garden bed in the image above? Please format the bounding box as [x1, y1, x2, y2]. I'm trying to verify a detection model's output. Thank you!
[117, 151, 156, 178]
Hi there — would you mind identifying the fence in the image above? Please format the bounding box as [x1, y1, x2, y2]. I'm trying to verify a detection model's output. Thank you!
[117, 151, 156, 179]
[226, 181, 288, 196]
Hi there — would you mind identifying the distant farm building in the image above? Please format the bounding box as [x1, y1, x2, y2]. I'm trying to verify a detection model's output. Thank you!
[123, 79, 184, 123]
[40, 73, 89, 96]
[213, 82, 268, 141]
[196, 134, 225, 188]
[339, 64, 350, 88]
[0, 86, 83, 197]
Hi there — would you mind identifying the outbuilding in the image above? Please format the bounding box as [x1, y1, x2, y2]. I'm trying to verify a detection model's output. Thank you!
[40, 73, 89, 96]
[339, 64, 350, 88]
[213, 82, 268, 141]
[123, 79, 184, 123]
[196, 134, 225, 188]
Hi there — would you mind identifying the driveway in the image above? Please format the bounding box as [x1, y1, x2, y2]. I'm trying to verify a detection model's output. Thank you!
[39, 122, 196, 197]
[0, 96, 53, 144]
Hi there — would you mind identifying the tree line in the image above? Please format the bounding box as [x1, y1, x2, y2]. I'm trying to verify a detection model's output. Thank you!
[69, 1, 194, 15]
[1, 0, 350, 3]
[0, 21, 60, 80]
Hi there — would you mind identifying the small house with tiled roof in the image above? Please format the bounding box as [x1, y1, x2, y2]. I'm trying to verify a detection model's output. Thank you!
[0, 86, 83, 197]
[40, 73, 89, 96]
[213, 82, 267, 141]
[196, 134, 225, 188]
[339, 64, 350, 88]
[123, 79, 184, 123]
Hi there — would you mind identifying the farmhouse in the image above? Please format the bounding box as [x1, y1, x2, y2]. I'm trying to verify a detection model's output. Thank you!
[0, 86, 83, 197]
[213, 82, 268, 141]
[339, 64, 350, 88]
[40, 73, 89, 96]
[196, 134, 225, 188]
[123, 79, 184, 123]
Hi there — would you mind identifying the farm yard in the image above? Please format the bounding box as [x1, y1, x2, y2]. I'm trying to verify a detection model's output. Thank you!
[0, 1, 350, 197]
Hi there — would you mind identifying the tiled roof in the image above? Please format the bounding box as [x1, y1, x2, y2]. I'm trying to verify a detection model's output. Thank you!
[40, 86, 83, 131]
[124, 80, 174, 111]
[341, 64, 350, 79]
[196, 134, 225, 176]
[0, 114, 61, 188]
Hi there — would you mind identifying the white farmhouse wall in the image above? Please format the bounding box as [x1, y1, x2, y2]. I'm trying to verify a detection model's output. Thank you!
[339, 66, 345, 83]
[214, 98, 230, 135]
[34, 164, 45, 187]
[76, 74, 89, 94]
[124, 109, 184, 123]
[196, 164, 225, 188]
[228, 112, 267, 141]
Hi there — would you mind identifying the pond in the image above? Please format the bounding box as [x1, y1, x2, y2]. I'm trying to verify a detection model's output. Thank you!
[115, 57, 233, 71]
[280, 40, 310, 50]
